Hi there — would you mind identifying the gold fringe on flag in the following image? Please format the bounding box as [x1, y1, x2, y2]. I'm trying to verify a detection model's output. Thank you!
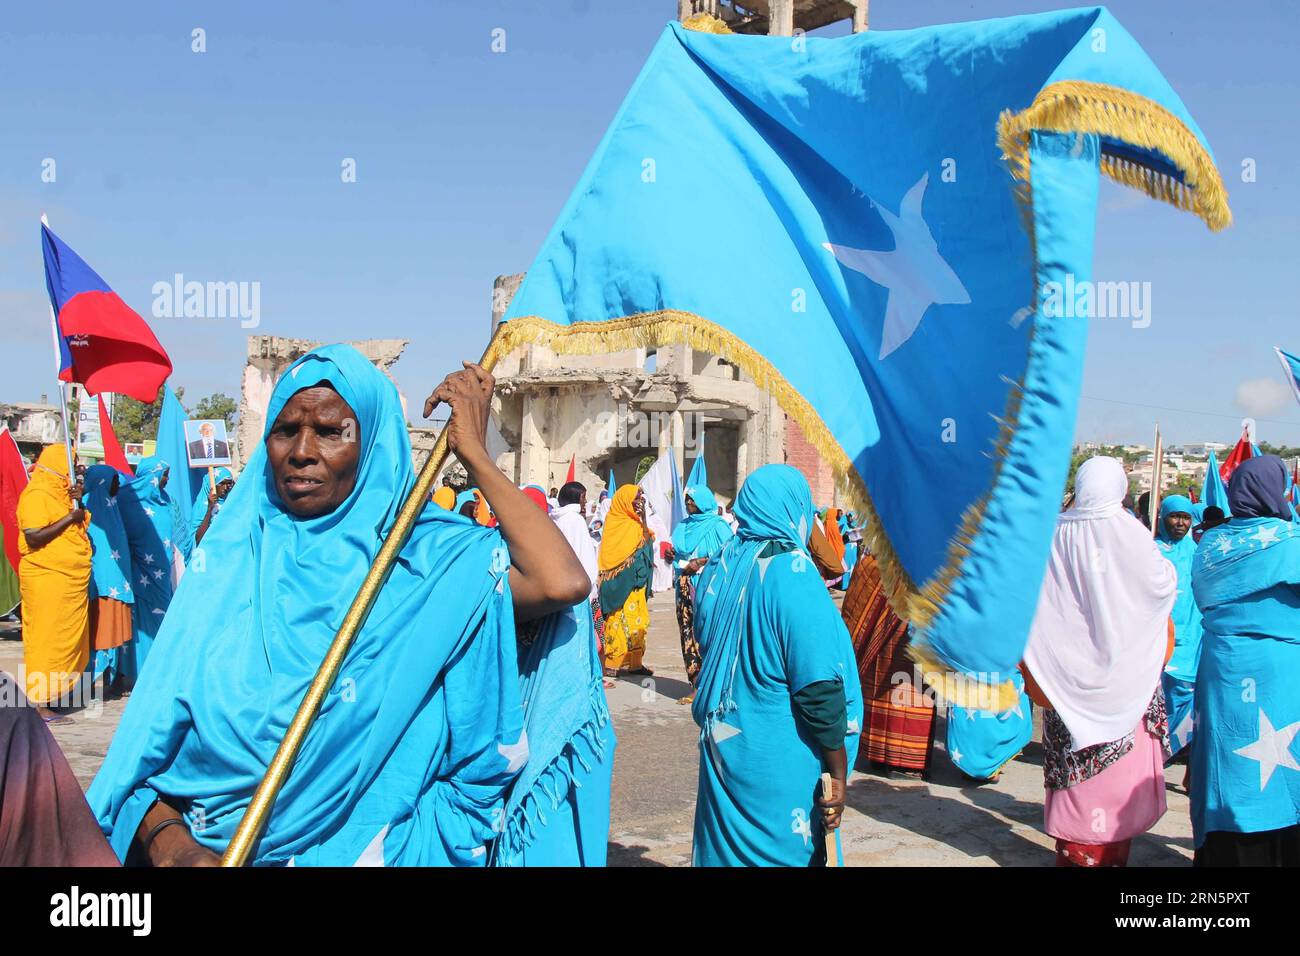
[998, 80, 1232, 231]
[681, 12, 734, 35]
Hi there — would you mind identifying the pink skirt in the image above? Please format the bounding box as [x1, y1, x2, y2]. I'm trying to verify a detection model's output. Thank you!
[1044, 723, 1167, 845]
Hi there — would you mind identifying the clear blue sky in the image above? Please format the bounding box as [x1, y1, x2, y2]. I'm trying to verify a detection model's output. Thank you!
[2, 1, 1296, 447]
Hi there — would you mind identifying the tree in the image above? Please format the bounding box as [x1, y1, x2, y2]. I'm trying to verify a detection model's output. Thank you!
[109, 387, 181, 444]
[191, 393, 237, 429]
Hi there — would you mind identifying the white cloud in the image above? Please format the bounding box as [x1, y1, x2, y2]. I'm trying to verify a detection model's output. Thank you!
[1234, 377, 1293, 418]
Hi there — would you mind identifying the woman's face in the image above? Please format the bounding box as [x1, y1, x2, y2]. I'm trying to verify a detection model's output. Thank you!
[633, 490, 646, 519]
[266, 386, 361, 518]
[1165, 511, 1192, 541]
[685, 495, 701, 516]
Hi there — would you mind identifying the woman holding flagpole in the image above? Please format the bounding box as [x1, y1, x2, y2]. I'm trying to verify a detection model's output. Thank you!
[89, 346, 589, 866]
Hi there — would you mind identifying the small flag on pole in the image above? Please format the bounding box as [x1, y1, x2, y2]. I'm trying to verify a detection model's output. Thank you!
[42, 223, 172, 403]
[97, 396, 134, 476]
[1275, 347, 1300, 410]
[565, 454, 576, 485]
[1219, 427, 1254, 485]
[0, 427, 29, 583]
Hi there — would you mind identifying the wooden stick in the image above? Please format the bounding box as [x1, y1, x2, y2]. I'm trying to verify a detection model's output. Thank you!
[821, 771, 840, 867]
[1150, 426, 1163, 537]
[221, 328, 506, 866]
[208, 465, 216, 495]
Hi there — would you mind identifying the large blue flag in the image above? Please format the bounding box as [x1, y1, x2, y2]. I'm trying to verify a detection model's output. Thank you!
[497, 8, 1229, 704]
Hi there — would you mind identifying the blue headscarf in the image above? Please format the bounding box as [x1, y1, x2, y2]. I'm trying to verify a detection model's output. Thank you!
[89, 344, 525, 866]
[189, 465, 234, 541]
[81, 464, 133, 605]
[119, 456, 187, 570]
[1227, 455, 1291, 521]
[691, 464, 862, 866]
[670, 483, 733, 563]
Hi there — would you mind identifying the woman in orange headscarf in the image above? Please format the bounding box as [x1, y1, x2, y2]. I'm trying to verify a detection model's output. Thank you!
[597, 484, 655, 676]
[16, 445, 92, 720]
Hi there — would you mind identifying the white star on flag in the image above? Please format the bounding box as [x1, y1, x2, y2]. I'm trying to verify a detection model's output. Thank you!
[107, 587, 119, 599]
[152, 569, 164, 579]
[1234, 708, 1300, 790]
[497, 732, 530, 774]
[1216, 536, 1234, 556]
[1172, 711, 1195, 750]
[1256, 525, 1281, 547]
[144, 506, 156, 518]
[110, 549, 120, 561]
[143, 553, 154, 564]
[823, 173, 971, 359]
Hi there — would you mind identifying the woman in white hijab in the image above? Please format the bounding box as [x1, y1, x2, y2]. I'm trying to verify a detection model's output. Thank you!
[1022, 456, 1177, 867]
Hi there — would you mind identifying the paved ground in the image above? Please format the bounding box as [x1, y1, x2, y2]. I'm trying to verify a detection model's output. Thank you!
[2, 593, 1195, 866]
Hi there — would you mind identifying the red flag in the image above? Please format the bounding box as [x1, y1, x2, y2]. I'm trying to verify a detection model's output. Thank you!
[42, 224, 173, 403]
[98, 396, 134, 477]
[565, 453, 576, 485]
[1219, 428, 1254, 484]
[0, 428, 29, 578]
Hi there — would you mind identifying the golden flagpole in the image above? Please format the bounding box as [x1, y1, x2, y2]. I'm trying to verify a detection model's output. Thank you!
[221, 327, 509, 867]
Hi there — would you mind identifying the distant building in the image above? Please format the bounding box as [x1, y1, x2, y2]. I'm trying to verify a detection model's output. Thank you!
[0, 400, 63, 462]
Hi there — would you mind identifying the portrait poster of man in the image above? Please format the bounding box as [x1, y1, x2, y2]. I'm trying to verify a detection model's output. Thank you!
[184, 419, 232, 467]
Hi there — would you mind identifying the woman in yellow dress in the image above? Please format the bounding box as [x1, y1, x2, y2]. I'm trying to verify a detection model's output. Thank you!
[16, 445, 92, 720]
[598, 484, 655, 677]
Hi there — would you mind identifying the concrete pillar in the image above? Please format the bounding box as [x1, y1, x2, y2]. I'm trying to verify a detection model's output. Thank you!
[518, 393, 547, 485]
[852, 0, 869, 33]
[671, 409, 686, 475]
[768, 0, 794, 36]
[735, 420, 749, 495]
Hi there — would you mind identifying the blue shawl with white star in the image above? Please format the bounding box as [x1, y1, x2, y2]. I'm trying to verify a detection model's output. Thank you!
[1189, 517, 1300, 843]
[116, 455, 182, 678]
[82, 464, 133, 605]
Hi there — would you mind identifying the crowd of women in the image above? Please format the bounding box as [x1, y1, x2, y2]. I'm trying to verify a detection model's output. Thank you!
[12, 442, 235, 721]
[845, 454, 1300, 867]
[1, 342, 1297, 867]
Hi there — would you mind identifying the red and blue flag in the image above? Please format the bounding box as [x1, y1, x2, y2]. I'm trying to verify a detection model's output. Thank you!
[41, 223, 172, 403]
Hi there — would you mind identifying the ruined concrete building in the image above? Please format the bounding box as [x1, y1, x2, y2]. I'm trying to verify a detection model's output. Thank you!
[0, 401, 63, 462]
[488, 276, 835, 505]
[677, 0, 869, 36]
